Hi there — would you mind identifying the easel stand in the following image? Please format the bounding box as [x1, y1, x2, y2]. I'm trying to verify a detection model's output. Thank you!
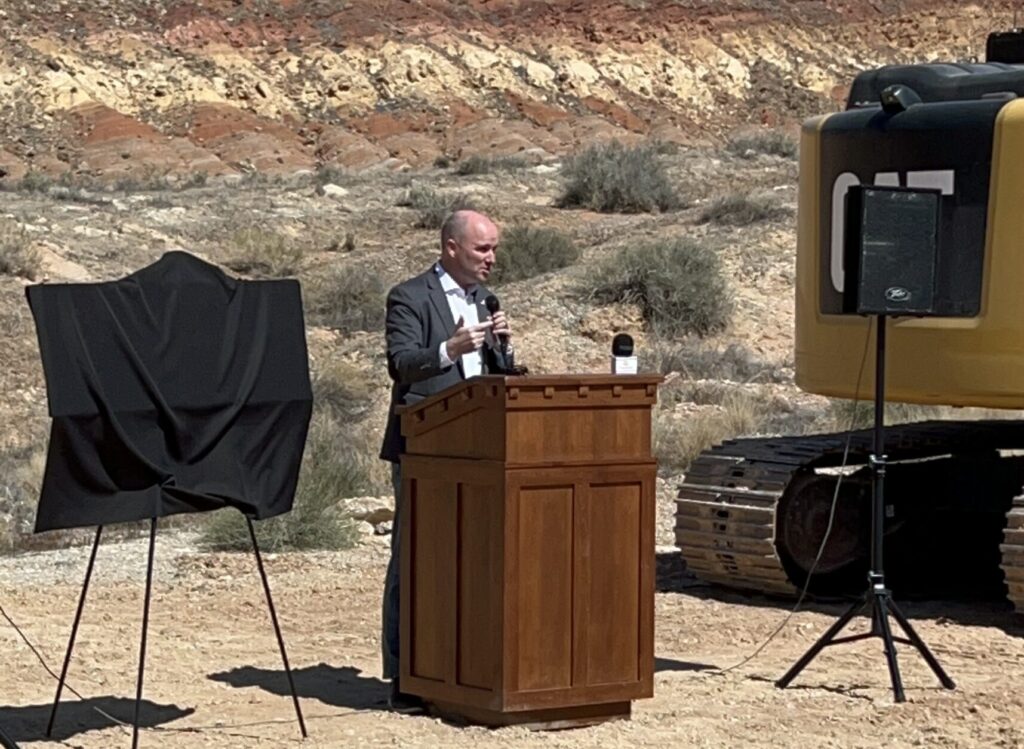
[46, 517, 307, 747]
[0, 725, 19, 749]
[776, 316, 956, 702]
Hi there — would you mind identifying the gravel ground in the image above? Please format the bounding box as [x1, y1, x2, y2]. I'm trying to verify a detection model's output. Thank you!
[3, 530, 1024, 748]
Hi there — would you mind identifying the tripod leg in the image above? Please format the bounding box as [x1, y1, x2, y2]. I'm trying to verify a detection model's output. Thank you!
[776, 597, 866, 689]
[133, 518, 157, 749]
[47, 525, 103, 738]
[874, 595, 905, 703]
[887, 600, 955, 689]
[247, 518, 308, 739]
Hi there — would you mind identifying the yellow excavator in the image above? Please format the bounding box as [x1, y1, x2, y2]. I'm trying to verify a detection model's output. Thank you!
[676, 30, 1024, 608]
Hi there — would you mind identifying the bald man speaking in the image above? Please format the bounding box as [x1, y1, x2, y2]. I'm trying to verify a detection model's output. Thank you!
[378, 210, 514, 710]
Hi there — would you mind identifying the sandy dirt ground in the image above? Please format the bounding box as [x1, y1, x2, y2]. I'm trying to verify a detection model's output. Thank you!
[2, 531, 1024, 749]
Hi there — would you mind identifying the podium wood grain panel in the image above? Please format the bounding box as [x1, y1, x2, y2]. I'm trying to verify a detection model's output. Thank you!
[587, 483, 642, 685]
[399, 375, 660, 728]
[515, 485, 574, 691]
[409, 477, 455, 683]
[457, 481, 500, 690]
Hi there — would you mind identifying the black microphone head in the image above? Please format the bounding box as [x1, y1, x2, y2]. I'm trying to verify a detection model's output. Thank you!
[484, 294, 501, 315]
[612, 333, 634, 357]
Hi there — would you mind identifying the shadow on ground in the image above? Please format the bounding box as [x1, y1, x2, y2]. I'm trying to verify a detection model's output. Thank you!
[0, 697, 193, 744]
[209, 663, 389, 711]
[656, 550, 1024, 637]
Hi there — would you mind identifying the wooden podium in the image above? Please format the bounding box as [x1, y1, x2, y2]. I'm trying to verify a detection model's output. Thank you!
[398, 374, 660, 729]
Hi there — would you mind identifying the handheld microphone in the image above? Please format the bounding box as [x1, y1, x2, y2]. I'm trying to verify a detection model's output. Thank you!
[483, 294, 509, 356]
[611, 333, 637, 375]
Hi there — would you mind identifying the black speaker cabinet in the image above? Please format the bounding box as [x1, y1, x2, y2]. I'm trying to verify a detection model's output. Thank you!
[987, 30, 1024, 63]
[843, 185, 946, 316]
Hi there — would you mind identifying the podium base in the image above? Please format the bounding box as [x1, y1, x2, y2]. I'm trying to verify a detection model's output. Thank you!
[428, 700, 631, 730]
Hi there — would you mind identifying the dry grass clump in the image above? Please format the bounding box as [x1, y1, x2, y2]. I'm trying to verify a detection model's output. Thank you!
[304, 265, 386, 333]
[399, 185, 479, 229]
[311, 358, 377, 422]
[726, 128, 798, 159]
[454, 155, 527, 175]
[0, 218, 41, 279]
[642, 338, 789, 383]
[0, 445, 45, 554]
[654, 390, 769, 474]
[224, 226, 304, 277]
[199, 415, 378, 553]
[699, 190, 793, 226]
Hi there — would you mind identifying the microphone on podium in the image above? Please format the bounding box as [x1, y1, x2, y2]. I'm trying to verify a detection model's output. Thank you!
[611, 333, 637, 375]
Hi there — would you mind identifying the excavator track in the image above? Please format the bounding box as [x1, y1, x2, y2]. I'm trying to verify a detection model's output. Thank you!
[676, 420, 1024, 601]
[1000, 494, 1024, 611]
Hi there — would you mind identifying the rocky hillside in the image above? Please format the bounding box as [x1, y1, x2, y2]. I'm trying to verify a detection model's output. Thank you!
[0, 0, 1011, 184]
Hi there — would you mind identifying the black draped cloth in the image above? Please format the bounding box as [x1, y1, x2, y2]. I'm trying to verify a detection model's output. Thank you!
[25, 252, 313, 532]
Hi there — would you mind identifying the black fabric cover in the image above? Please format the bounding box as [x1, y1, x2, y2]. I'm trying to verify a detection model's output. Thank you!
[25, 252, 313, 532]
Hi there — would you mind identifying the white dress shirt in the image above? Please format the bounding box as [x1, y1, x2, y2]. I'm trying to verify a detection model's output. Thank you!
[435, 264, 482, 378]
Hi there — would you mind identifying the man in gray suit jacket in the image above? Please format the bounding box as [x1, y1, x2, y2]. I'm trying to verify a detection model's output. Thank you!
[379, 209, 513, 709]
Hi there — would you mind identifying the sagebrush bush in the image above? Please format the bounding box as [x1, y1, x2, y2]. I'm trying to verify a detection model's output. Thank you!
[199, 415, 372, 552]
[455, 155, 527, 175]
[726, 129, 798, 159]
[400, 185, 479, 229]
[305, 265, 386, 333]
[490, 224, 579, 284]
[642, 338, 789, 383]
[557, 140, 681, 213]
[312, 358, 376, 422]
[583, 238, 732, 337]
[0, 218, 41, 279]
[224, 226, 304, 277]
[699, 190, 793, 226]
[14, 171, 54, 193]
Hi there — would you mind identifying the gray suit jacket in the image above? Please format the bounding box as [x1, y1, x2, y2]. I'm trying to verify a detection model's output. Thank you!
[379, 267, 511, 462]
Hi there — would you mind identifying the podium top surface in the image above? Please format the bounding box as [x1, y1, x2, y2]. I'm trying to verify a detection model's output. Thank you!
[398, 373, 663, 417]
[398, 374, 664, 463]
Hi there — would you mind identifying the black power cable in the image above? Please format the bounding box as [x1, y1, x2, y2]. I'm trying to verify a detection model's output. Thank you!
[715, 318, 875, 674]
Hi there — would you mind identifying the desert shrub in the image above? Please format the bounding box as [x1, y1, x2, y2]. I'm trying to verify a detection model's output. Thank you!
[0, 444, 46, 554]
[312, 358, 376, 422]
[455, 155, 527, 175]
[557, 140, 681, 213]
[699, 190, 793, 226]
[399, 185, 479, 229]
[313, 164, 348, 187]
[305, 265, 386, 333]
[490, 224, 579, 284]
[655, 391, 768, 474]
[224, 226, 304, 277]
[642, 338, 789, 384]
[0, 218, 41, 279]
[14, 171, 54, 193]
[583, 237, 732, 338]
[726, 129, 798, 159]
[199, 415, 369, 552]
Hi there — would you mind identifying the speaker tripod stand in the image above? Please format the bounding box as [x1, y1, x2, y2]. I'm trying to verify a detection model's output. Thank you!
[776, 315, 956, 702]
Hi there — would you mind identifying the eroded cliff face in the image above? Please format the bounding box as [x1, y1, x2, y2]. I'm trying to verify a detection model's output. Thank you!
[0, 1, 1008, 182]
